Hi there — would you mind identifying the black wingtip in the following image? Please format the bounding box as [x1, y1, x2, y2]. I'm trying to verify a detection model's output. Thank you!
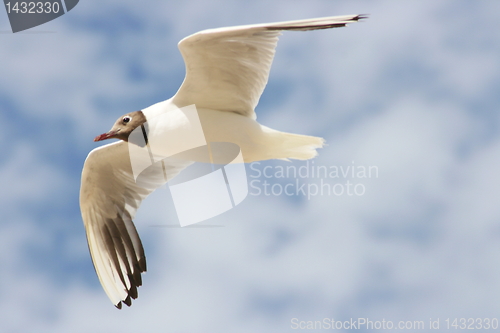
[139, 257, 147, 272]
[266, 14, 370, 32]
[128, 281, 139, 299]
[113, 293, 135, 309]
[124, 295, 132, 307]
[354, 14, 370, 21]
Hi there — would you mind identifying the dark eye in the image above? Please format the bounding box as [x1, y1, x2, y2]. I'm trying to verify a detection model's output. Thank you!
[122, 116, 131, 124]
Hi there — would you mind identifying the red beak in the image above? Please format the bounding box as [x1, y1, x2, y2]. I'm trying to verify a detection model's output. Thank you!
[94, 131, 118, 142]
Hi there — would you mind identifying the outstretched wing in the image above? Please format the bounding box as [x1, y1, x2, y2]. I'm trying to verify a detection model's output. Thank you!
[172, 14, 365, 119]
[80, 141, 190, 308]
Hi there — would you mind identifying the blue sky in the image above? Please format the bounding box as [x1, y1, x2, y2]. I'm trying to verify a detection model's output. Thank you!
[1, 0, 500, 332]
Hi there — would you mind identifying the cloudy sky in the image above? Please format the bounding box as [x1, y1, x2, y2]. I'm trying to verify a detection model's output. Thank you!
[1, 0, 500, 332]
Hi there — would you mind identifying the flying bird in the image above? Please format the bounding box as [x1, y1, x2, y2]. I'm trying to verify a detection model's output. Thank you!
[80, 14, 366, 309]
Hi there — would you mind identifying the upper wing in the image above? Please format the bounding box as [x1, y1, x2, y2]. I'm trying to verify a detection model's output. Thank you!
[172, 14, 366, 119]
[80, 141, 190, 308]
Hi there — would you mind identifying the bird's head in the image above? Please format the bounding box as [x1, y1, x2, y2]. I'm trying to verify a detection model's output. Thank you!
[94, 111, 147, 142]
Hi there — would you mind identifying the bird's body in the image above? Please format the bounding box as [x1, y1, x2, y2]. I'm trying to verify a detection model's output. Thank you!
[80, 14, 366, 309]
[141, 99, 324, 163]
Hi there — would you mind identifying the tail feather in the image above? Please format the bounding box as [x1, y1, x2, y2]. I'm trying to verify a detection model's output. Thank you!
[258, 130, 325, 161]
[280, 132, 325, 160]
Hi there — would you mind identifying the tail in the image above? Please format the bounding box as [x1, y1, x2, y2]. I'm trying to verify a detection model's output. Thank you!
[277, 132, 325, 160]
[252, 128, 325, 162]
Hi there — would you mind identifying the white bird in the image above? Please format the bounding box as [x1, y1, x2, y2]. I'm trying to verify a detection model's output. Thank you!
[80, 14, 366, 309]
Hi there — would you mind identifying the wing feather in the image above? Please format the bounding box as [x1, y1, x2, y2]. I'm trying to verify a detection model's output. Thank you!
[172, 14, 366, 118]
[80, 141, 190, 308]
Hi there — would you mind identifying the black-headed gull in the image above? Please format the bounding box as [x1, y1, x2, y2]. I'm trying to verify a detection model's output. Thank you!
[80, 14, 366, 309]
